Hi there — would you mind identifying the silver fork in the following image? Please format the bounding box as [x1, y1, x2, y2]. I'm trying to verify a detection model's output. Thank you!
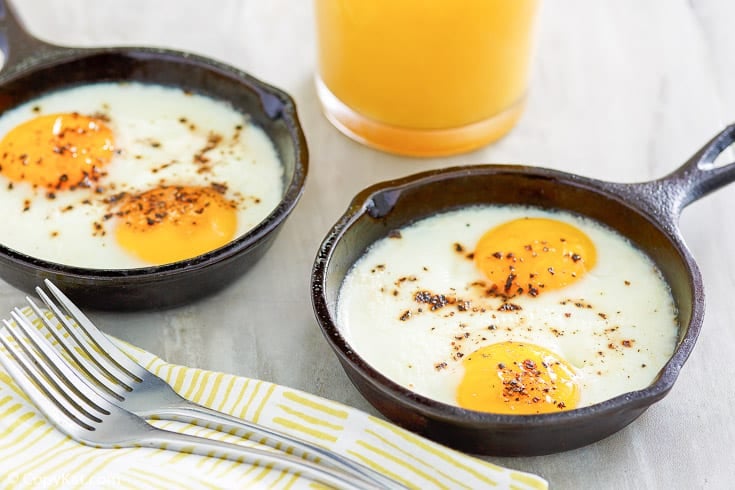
[0, 309, 381, 490]
[22, 279, 400, 490]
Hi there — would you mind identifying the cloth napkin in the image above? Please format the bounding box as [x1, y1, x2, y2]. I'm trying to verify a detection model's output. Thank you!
[0, 311, 547, 490]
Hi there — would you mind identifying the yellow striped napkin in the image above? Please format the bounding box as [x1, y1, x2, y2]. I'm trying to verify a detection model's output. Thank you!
[0, 318, 547, 489]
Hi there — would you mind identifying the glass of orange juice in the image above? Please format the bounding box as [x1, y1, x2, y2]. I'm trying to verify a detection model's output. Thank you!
[313, 0, 540, 157]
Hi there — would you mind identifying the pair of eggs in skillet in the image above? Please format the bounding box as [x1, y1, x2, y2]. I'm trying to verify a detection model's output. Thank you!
[0, 82, 283, 269]
[337, 206, 679, 415]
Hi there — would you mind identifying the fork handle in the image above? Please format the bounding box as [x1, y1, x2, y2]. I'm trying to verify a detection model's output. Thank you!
[141, 425, 380, 490]
[148, 402, 401, 489]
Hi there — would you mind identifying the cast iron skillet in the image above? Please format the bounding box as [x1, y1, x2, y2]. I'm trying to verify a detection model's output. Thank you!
[0, 1, 308, 310]
[312, 125, 735, 456]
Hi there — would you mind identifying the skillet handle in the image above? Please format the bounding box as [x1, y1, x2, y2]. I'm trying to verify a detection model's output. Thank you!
[655, 124, 735, 214]
[0, 0, 56, 71]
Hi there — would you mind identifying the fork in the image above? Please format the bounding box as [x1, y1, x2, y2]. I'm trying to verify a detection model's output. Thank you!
[0, 309, 383, 490]
[19, 279, 401, 490]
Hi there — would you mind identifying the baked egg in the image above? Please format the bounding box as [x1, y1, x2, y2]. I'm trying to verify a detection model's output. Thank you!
[336, 206, 678, 414]
[0, 82, 283, 268]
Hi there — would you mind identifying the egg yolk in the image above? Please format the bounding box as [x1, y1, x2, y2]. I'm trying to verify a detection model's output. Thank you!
[0, 113, 114, 190]
[474, 217, 596, 297]
[114, 185, 237, 265]
[456, 341, 579, 414]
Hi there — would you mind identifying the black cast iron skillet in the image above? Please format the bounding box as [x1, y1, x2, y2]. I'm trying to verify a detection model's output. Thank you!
[312, 125, 735, 456]
[0, 1, 307, 310]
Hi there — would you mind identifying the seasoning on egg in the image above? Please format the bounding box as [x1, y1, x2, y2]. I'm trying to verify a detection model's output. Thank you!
[497, 303, 522, 312]
[474, 217, 597, 298]
[457, 341, 580, 414]
[415, 290, 452, 311]
[0, 112, 114, 192]
[193, 132, 224, 166]
[111, 185, 239, 264]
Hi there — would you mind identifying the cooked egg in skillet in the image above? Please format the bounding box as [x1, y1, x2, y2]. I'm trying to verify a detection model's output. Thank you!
[0, 82, 283, 268]
[336, 206, 678, 414]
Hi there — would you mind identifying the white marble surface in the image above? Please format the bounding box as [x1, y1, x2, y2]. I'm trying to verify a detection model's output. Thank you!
[2, 1, 735, 488]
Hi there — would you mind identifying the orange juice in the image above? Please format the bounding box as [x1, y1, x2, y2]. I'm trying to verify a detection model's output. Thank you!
[314, 0, 539, 156]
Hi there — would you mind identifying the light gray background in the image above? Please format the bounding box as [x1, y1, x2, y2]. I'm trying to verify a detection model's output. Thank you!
[2, 1, 734, 488]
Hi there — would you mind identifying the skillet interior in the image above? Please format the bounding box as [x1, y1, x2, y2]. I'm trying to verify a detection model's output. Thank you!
[0, 49, 307, 310]
[315, 166, 697, 455]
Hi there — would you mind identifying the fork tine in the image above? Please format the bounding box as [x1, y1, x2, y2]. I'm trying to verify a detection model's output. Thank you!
[24, 298, 128, 400]
[40, 280, 143, 383]
[0, 323, 101, 432]
[9, 308, 114, 418]
[5, 312, 112, 420]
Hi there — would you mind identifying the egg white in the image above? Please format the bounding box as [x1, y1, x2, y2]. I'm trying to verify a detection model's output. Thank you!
[0, 82, 283, 268]
[336, 206, 679, 409]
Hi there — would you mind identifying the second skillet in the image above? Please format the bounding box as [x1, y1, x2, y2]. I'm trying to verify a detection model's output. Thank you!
[0, 1, 308, 310]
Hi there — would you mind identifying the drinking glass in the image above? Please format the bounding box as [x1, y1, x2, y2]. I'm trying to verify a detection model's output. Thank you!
[314, 0, 540, 157]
